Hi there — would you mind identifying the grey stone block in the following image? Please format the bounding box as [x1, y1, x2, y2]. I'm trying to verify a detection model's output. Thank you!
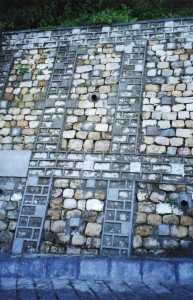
[10, 127, 22, 137]
[113, 125, 122, 135]
[27, 176, 38, 186]
[0, 100, 8, 109]
[70, 217, 80, 227]
[0, 150, 31, 177]
[146, 126, 160, 136]
[2, 144, 13, 150]
[108, 188, 119, 200]
[178, 262, 193, 283]
[52, 119, 63, 128]
[158, 224, 170, 236]
[66, 100, 77, 108]
[48, 257, 78, 279]
[34, 101, 44, 109]
[161, 97, 172, 105]
[86, 179, 96, 188]
[109, 259, 141, 281]
[77, 47, 87, 55]
[167, 147, 177, 155]
[45, 98, 55, 108]
[18, 258, 47, 278]
[79, 258, 108, 280]
[12, 238, 23, 254]
[142, 261, 175, 283]
[4, 181, 15, 190]
[160, 129, 176, 137]
[2, 63, 10, 72]
[0, 258, 18, 277]
[60, 80, 70, 87]
[23, 73, 32, 80]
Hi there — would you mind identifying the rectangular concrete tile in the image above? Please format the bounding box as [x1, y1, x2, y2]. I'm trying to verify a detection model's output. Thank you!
[109, 259, 142, 281]
[18, 258, 47, 278]
[48, 257, 78, 279]
[0, 150, 31, 177]
[178, 262, 193, 283]
[0, 259, 18, 277]
[142, 260, 176, 283]
[79, 258, 109, 280]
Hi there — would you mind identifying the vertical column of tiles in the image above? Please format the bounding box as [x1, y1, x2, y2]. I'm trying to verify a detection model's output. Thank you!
[12, 176, 52, 253]
[101, 180, 135, 256]
[111, 42, 146, 154]
[35, 45, 77, 151]
[0, 52, 13, 97]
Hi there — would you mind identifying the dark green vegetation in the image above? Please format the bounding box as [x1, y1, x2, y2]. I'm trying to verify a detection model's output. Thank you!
[0, 0, 193, 31]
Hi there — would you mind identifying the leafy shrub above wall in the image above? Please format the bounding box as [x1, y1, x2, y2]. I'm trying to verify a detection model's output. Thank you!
[0, 0, 193, 31]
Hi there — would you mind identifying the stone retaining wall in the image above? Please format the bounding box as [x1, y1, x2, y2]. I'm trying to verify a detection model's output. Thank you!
[141, 39, 193, 155]
[1, 18, 193, 256]
[40, 178, 107, 254]
[0, 49, 54, 150]
[0, 178, 26, 252]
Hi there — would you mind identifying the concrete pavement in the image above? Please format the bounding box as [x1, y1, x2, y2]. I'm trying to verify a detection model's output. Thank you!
[1, 278, 193, 300]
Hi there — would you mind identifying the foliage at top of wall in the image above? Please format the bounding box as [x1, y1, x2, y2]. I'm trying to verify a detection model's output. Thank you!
[0, 0, 193, 31]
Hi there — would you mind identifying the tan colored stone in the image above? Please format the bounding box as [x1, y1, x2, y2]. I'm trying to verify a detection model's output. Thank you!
[68, 139, 83, 151]
[172, 120, 185, 128]
[85, 222, 102, 237]
[88, 132, 100, 140]
[138, 203, 155, 213]
[163, 215, 179, 224]
[135, 225, 153, 236]
[145, 84, 160, 92]
[147, 214, 162, 225]
[185, 138, 193, 147]
[47, 209, 61, 220]
[161, 84, 175, 92]
[143, 237, 160, 249]
[61, 139, 67, 149]
[50, 198, 63, 209]
[95, 140, 110, 152]
[133, 235, 142, 248]
[146, 145, 166, 154]
[154, 136, 169, 146]
[136, 212, 147, 224]
[171, 225, 188, 238]
[54, 179, 69, 188]
[180, 216, 193, 226]
[170, 137, 183, 147]
[185, 120, 193, 128]
[17, 120, 28, 127]
[84, 140, 94, 150]
[72, 235, 86, 245]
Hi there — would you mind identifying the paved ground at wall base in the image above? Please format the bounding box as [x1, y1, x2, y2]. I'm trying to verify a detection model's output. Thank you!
[1, 278, 193, 300]
[1, 255, 193, 299]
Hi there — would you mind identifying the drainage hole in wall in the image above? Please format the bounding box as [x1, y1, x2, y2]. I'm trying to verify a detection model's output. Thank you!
[91, 94, 98, 101]
[181, 200, 188, 207]
[0, 188, 5, 197]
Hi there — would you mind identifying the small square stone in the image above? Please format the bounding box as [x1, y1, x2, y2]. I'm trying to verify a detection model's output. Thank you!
[146, 126, 160, 136]
[130, 162, 141, 173]
[87, 179, 96, 188]
[158, 224, 170, 236]
[10, 127, 22, 137]
[171, 164, 184, 176]
[70, 217, 80, 227]
[23, 73, 32, 80]
[83, 161, 94, 171]
[0, 100, 8, 109]
[167, 147, 177, 155]
[108, 188, 119, 200]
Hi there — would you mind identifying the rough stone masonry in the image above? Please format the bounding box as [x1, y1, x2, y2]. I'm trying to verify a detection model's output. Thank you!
[1, 18, 193, 257]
